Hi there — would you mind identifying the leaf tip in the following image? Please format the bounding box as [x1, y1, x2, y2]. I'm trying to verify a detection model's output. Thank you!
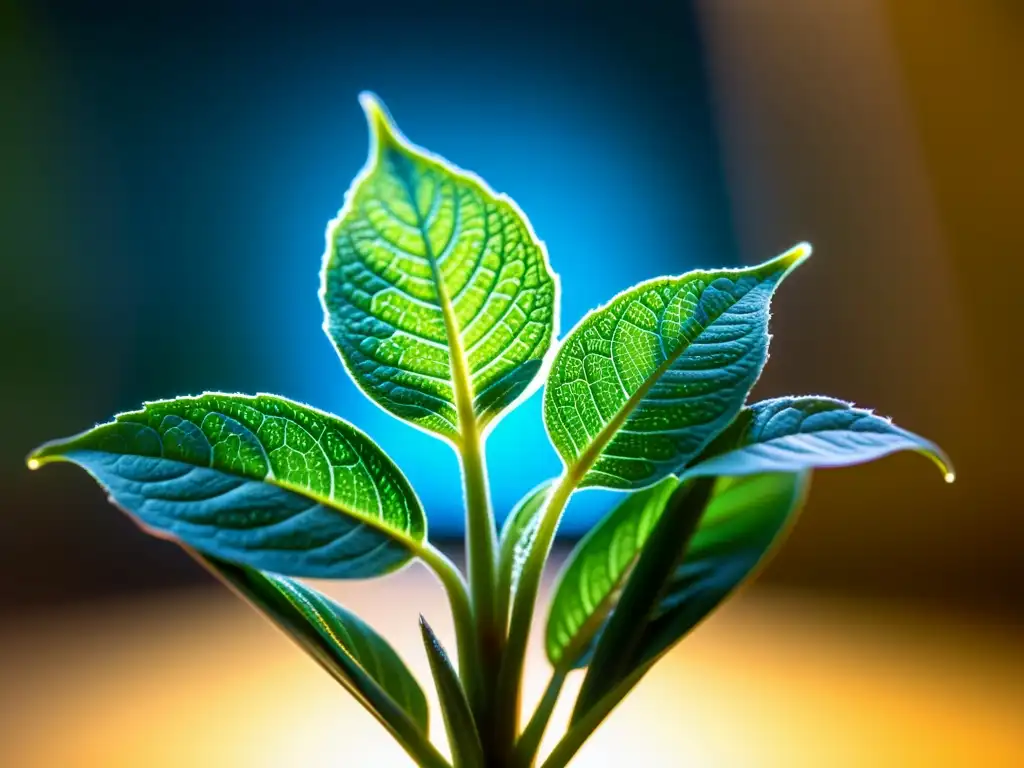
[778, 241, 813, 272]
[358, 91, 400, 153]
[924, 442, 955, 484]
[26, 439, 67, 470]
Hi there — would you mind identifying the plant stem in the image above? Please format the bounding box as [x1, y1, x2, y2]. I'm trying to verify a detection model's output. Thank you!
[459, 424, 501, 660]
[538, 664, 650, 768]
[419, 543, 479, 694]
[495, 471, 577, 761]
[457, 424, 510, 760]
[513, 669, 567, 767]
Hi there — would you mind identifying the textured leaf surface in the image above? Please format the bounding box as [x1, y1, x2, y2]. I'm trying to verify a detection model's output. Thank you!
[685, 396, 954, 480]
[545, 477, 678, 669]
[543, 244, 810, 490]
[419, 616, 484, 768]
[497, 479, 555, 618]
[321, 93, 558, 441]
[574, 472, 809, 719]
[207, 556, 429, 734]
[29, 393, 425, 577]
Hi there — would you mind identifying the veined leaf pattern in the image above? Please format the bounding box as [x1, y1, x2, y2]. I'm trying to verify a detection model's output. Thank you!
[29, 393, 425, 577]
[545, 477, 678, 669]
[544, 244, 811, 490]
[684, 396, 954, 480]
[322, 93, 558, 442]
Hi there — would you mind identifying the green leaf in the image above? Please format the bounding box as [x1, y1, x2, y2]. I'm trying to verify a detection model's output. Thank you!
[634, 472, 810, 668]
[208, 556, 429, 727]
[200, 555, 446, 768]
[543, 244, 811, 490]
[28, 393, 427, 578]
[572, 477, 716, 718]
[685, 396, 954, 481]
[321, 93, 559, 443]
[496, 479, 555, 624]
[545, 476, 678, 670]
[573, 472, 809, 721]
[419, 616, 485, 768]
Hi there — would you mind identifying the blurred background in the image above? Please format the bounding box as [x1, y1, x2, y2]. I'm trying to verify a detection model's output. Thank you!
[1, 0, 1021, 766]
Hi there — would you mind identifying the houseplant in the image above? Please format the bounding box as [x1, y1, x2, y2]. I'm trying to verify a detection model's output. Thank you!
[28, 93, 952, 767]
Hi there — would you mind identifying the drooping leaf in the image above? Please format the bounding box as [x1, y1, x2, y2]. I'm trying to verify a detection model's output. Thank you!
[543, 244, 811, 490]
[208, 555, 428, 727]
[573, 472, 809, 721]
[321, 93, 558, 443]
[419, 616, 485, 768]
[545, 476, 678, 670]
[684, 396, 954, 481]
[200, 555, 446, 768]
[496, 478, 555, 624]
[28, 393, 426, 578]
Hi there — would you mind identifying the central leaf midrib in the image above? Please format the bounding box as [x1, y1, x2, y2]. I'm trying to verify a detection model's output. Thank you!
[135, 400, 421, 550]
[265, 473, 425, 554]
[393, 165, 477, 442]
[97, 439, 426, 558]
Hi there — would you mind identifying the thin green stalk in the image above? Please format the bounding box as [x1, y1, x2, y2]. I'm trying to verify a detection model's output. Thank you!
[514, 669, 567, 768]
[538, 664, 651, 768]
[418, 543, 479, 695]
[495, 470, 577, 757]
[457, 426, 509, 761]
[457, 424, 502, 662]
[496, 355, 678, 743]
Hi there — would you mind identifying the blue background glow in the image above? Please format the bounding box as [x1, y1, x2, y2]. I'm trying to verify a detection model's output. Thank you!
[9, 6, 736, 534]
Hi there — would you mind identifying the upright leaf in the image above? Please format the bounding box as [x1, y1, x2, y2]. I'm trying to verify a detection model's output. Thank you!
[545, 476, 679, 670]
[632, 472, 809, 668]
[419, 616, 485, 768]
[28, 393, 426, 578]
[572, 477, 717, 718]
[573, 472, 809, 721]
[684, 396, 954, 480]
[201, 556, 445, 768]
[543, 244, 810, 490]
[321, 93, 559, 442]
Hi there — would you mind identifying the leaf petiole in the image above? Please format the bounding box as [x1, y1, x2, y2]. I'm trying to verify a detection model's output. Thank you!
[513, 669, 568, 768]
[538, 663, 652, 768]
[496, 469, 578, 753]
[416, 543, 480, 697]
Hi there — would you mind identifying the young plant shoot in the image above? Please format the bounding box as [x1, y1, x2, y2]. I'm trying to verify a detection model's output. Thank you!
[28, 94, 953, 768]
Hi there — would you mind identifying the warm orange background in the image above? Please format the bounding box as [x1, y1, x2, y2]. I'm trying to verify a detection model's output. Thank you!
[2, 567, 1021, 767]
